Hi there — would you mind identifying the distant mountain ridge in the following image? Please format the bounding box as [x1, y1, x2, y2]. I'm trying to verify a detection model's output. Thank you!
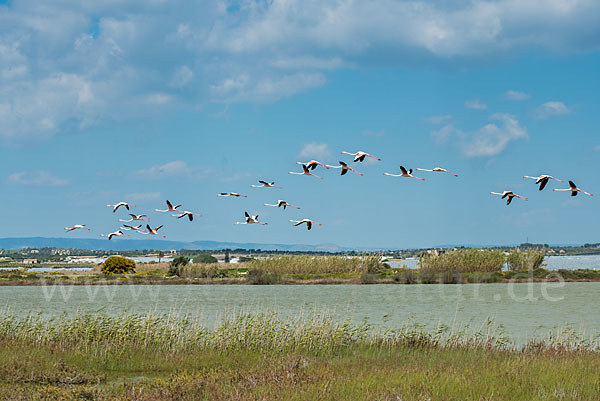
[0, 237, 349, 252]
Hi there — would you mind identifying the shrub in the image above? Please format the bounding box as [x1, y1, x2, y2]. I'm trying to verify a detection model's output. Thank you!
[507, 249, 545, 271]
[192, 254, 218, 264]
[101, 256, 136, 275]
[359, 271, 376, 284]
[393, 269, 418, 284]
[180, 264, 221, 279]
[168, 256, 189, 277]
[247, 269, 280, 285]
[419, 249, 505, 273]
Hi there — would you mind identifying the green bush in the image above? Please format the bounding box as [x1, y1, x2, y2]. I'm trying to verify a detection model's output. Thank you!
[507, 249, 545, 271]
[393, 269, 418, 284]
[419, 249, 505, 273]
[101, 256, 136, 275]
[192, 254, 218, 264]
[247, 269, 280, 285]
[168, 256, 190, 277]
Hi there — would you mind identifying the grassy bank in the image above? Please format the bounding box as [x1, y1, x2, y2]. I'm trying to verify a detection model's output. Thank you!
[0, 311, 598, 400]
[1, 253, 600, 285]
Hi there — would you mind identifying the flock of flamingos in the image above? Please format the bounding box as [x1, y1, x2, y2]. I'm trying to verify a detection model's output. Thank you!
[64, 150, 593, 240]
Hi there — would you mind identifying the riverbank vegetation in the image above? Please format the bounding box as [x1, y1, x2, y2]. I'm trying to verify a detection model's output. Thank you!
[0, 311, 598, 400]
[0, 252, 598, 285]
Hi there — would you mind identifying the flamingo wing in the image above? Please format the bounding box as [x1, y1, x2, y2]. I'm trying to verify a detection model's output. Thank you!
[399, 166, 408, 175]
[539, 178, 548, 191]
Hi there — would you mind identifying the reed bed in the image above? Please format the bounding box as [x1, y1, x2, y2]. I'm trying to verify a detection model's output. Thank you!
[507, 249, 545, 271]
[248, 255, 385, 275]
[419, 249, 506, 273]
[0, 310, 598, 355]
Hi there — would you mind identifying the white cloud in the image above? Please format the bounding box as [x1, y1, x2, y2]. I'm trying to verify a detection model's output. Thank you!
[7, 171, 68, 186]
[432, 113, 527, 158]
[535, 101, 571, 119]
[136, 160, 199, 179]
[136, 160, 249, 182]
[426, 115, 452, 124]
[0, 0, 599, 141]
[505, 90, 530, 101]
[298, 142, 331, 160]
[465, 99, 487, 110]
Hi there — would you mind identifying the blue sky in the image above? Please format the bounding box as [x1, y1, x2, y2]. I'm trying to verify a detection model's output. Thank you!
[1, 0, 599, 249]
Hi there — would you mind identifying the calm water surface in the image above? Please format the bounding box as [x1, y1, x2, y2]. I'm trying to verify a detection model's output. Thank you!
[1, 283, 598, 343]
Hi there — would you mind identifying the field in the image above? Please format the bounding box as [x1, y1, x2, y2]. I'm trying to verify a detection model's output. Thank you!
[0, 311, 599, 400]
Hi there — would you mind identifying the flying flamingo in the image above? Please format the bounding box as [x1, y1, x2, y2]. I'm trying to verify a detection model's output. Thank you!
[490, 191, 528, 205]
[289, 219, 322, 230]
[100, 230, 128, 240]
[235, 211, 268, 225]
[264, 200, 301, 210]
[142, 224, 166, 237]
[289, 164, 323, 179]
[325, 161, 363, 176]
[106, 202, 136, 213]
[172, 210, 202, 221]
[553, 181, 594, 197]
[250, 180, 282, 189]
[120, 224, 144, 232]
[383, 166, 424, 181]
[523, 175, 564, 191]
[218, 192, 248, 197]
[415, 167, 459, 177]
[155, 200, 182, 213]
[340, 151, 381, 163]
[119, 214, 148, 222]
[296, 160, 329, 170]
[64, 225, 90, 232]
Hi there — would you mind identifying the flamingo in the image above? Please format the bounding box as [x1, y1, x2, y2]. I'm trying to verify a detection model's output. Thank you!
[383, 166, 424, 181]
[64, 225, 90, 232]
[119, 214, 148, 222]
[235, 211, 268, 225]
[325, 161, 363, 176]
[142, 224, 166, 237]
[172, 210, 202, 221]
[120, 224, 144, 232]
[296, 160, 329, 170]
[415, 167, 458, 177]
[289, 219, 322, 230]
[100, 230, 128, 240]
[155, 200, 182, 213]
[523, 175, 564, 191]
[106, 202, 136, 213]
[218, 192, 248, 197]
[341, 151, 381, 163]
[490, 191, 528, 205]
[553, 181, 593, 197]
[264, 200, 301, 210]
[250, 180, 282, 189]
[289, 164, 323, 179]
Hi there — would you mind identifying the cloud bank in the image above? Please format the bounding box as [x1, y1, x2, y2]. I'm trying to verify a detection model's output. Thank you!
[1, 0, 598, 140]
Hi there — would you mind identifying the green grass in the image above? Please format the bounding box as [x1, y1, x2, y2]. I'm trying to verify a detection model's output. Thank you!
[0, 311, 599, 400]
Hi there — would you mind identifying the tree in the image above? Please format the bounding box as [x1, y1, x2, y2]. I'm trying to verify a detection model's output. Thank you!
[193, 254, 218, 264]
[158, 251, 164, 263]
[102, 256, 136, 274]
[224, 249, 230, 263]
[168, 256, 189, 277]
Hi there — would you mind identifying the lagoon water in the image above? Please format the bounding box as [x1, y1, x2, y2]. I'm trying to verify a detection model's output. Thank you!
[1, 282, 598, 344]
[388, 254, 600, 270]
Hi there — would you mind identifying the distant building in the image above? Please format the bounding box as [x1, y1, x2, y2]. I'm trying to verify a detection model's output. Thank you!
[23, 259, 38, 264]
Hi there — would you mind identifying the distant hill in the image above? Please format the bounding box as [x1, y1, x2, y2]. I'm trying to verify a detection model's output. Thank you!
[0, 237, 349, 252]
